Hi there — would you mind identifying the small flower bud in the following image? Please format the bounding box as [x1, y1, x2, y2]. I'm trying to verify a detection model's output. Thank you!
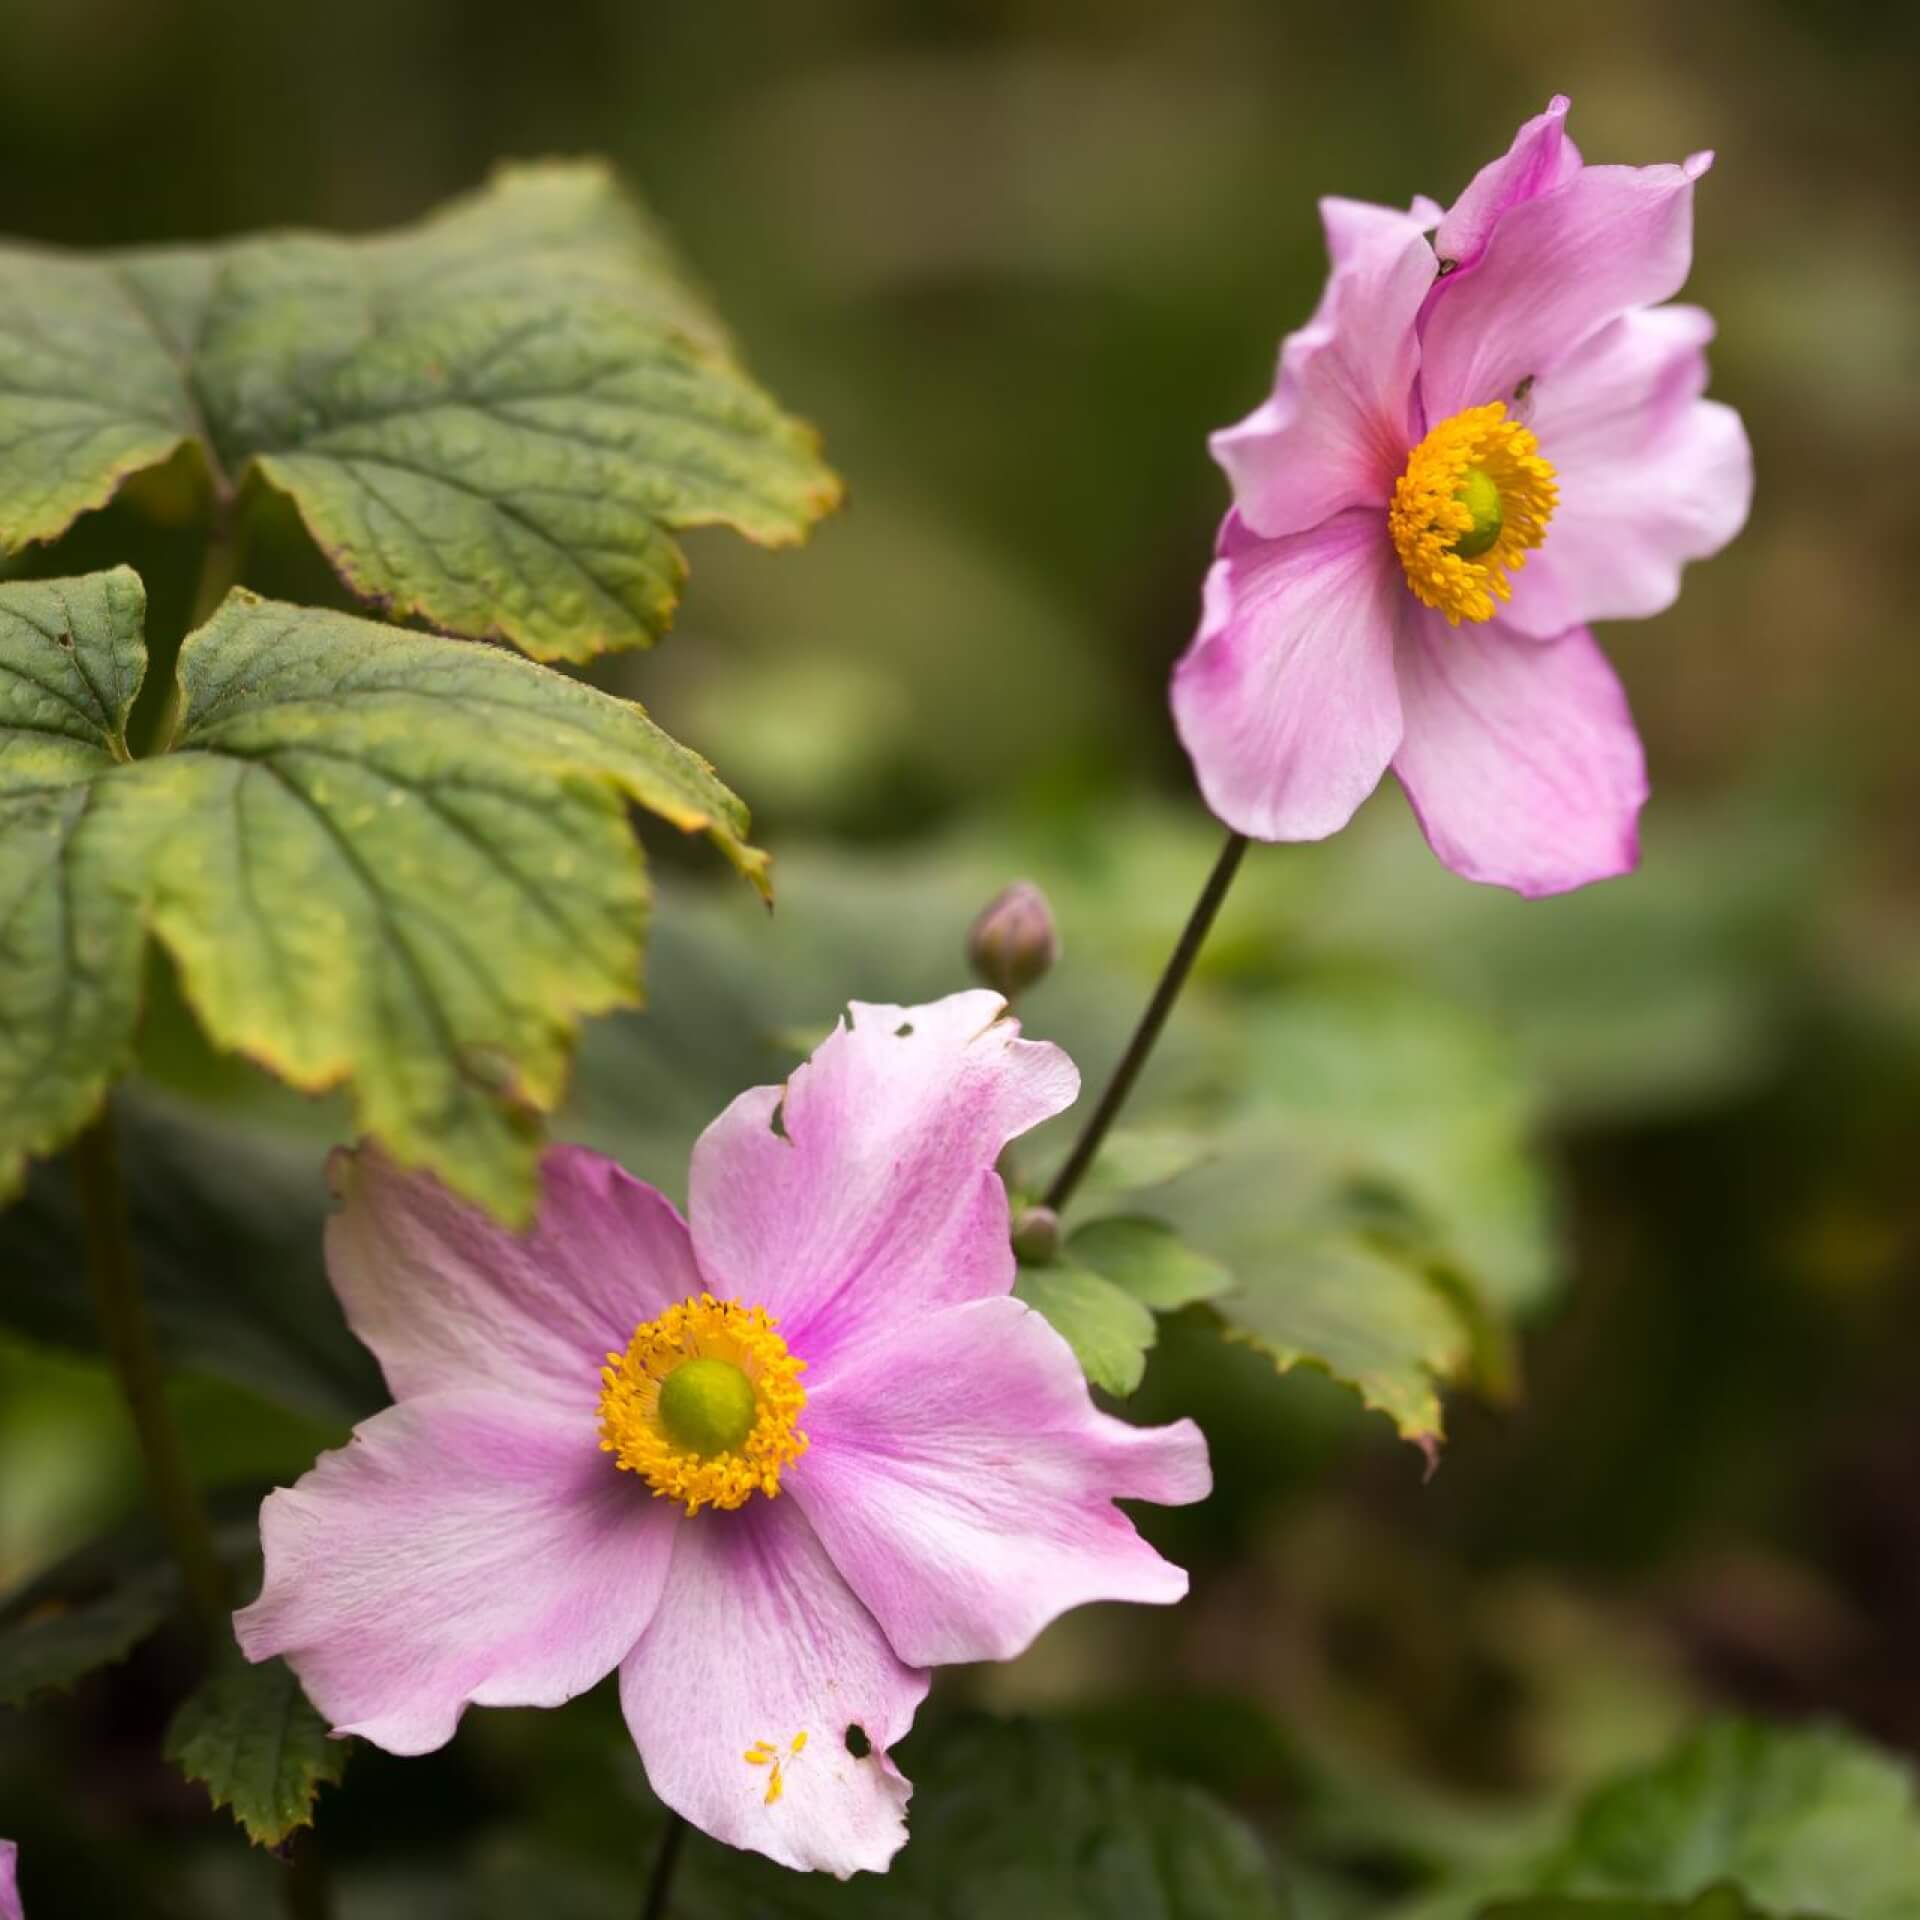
[967, 881, 1060, 1001]
[1011, 1204, 1061, 1267]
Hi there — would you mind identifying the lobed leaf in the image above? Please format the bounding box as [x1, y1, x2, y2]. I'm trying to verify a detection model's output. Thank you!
[0, 163, 840, 662]
[1218, 1233, 1469, 1452]
[0, 572, 764, 1220]
[166, 1645, 350, 1847]
[0, 569, 157, 1196]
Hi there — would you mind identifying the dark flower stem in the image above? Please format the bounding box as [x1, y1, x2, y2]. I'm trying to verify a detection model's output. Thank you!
[1042, 829, 1249, 1215]
[640, 1811, 689, 1920]
[73, 1104, 231, 1633]
[281, 1836, 333, 1920]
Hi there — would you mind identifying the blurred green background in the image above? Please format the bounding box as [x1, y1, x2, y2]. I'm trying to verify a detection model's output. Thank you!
[2, 0, 1918, 1913]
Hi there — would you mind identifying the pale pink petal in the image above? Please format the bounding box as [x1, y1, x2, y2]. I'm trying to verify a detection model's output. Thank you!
[1171, 507, 1405, 843]
[1392, 612, 1647, 897]
[1212, 197, 1436, 539]
[790, 1296, 1208, 1667]
[0, 1840, 18, 1920]
[1419, 152, 1713, 423]
[326, 1143, 702, 1413]
[1433, 95, 1583, 274]
[687, 991, 1077, 1363]
[1499, 306, 1754, 638]
[235, 1391, 674, 1755]
[618, 1497, 928, 1877]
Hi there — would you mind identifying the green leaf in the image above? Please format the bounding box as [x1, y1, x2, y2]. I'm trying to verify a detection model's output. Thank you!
[1241, 981, 1557, 1317]
[1529, 1720, 1920, 1920]
[1014, 1217, 1232, 1398]
[1068, 1214, 1233, 1311]
[0, 569, 153, 1198]
[0, 572, 764, 1219]
[1015, 1259, 1158, 1396]
[1408, 1719, 1920, 1920]
[0, 163, 840, 662]
[1215, 1232, 1468, 1452]
[1482, 1893, 1769, 1920]
[0, 1560, 179, 1705]
[166, 1645, 350, 1847]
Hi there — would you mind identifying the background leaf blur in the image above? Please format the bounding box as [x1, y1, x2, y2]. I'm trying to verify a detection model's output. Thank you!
[1, 2, 1916, 1915]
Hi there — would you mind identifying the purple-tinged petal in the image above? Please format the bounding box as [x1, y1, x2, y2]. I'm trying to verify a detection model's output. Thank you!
[326, 1143, 702, 1414]
[1500, 305, 1753, 638]
[687, 991, 1077, 1363]
[618, 1497, 928, 1877]
[1171, 507, 1405, 843]
[1212, 197, 1436, 539]
[236, 1392, 674, 1755]
[1419, 152, 1713, 424]
[1433, 95, 1583, 274]
[0, 1840, 19, 1920]
[790, 1296, 1208, 1667]
[1392, 612, 1647, 897]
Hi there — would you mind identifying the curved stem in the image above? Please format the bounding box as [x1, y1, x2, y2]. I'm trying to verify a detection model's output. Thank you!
[1042, 829, 1249, 1215]
[73, 1104, 231, 1633]
[640, 1812, 688, 1920]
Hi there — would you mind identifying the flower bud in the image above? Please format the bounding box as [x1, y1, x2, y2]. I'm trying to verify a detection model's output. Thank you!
[1011, 1204, 1061, 1267]
[966, 881, 1060, 1001]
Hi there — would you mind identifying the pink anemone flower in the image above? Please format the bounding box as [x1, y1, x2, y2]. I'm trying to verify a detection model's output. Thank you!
[1172, 96, 1752, 896]
[0, 1840, 19, 1920]
[236, 991, 1210, 1876]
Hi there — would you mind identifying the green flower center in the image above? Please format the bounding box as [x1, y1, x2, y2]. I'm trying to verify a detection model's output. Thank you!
[657, 1356, 759, 1458]
[1448, 465, 1505, 560]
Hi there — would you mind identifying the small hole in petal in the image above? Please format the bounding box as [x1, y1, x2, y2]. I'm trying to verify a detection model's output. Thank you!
[844, 1724, 872, 1758]
[768, 1098, 789, 1140]
[894, 1023, 914, 1038]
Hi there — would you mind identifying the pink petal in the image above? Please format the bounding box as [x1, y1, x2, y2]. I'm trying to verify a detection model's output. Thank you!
[1499, 306, 1753, 638]
[235, 1391, 674, 1755]
[790, 1296, 1208, 1666]
[0, 1840, 18, 1920]
[1212, 197, 1435, 539]
[1433, 95, 1583, 274]
[1392, 612, 1647, 897]
[326, 1143, 702, 1413]
[618, 1497, 928, 1877]
[1170, 507, 1406, 843]
[686, 991, 1077, 1362]
[1419, 152, 1713, 424]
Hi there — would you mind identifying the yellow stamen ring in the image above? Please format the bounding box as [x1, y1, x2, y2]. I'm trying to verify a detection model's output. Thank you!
[1389, 400, 1557, 624]
[598, 1293, 807, 1515]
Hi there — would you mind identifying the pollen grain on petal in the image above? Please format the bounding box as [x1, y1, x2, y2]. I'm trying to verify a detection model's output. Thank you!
[597, 1293, 808, 1515]
[1389, 401, 1557, 625]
